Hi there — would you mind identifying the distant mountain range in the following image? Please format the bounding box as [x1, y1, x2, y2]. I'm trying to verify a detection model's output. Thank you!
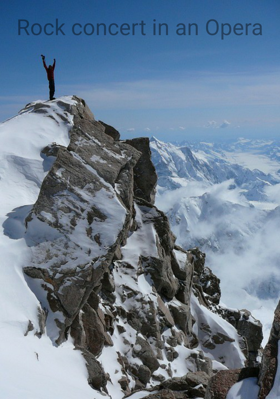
[151, 137, 280, 342]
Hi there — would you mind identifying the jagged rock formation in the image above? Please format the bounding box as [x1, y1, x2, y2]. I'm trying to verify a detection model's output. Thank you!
[126, 138, 157, 203]
[191, 247, 262, 369]
[20, 96, 264, 398]
[99, 120, 121, 141]
[204, 299, 280, 399]
[258, 300, 280, 398]
[220, 308, 263, 367]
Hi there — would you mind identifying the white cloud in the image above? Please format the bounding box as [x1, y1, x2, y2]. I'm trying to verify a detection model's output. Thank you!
[204, 120, 231, 129]
[264, 184, 280, 203]
[205, 120, 218, 128]
[157, 179, 280, 343]
[219, 120, 231, 129]
[126, 128, 135, 132]
[144, 127, 151, 131]
[179, 126, 185, 130]
[60, 70, 280, 113]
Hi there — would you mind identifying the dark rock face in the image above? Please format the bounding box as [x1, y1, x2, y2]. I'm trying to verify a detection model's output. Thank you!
[82, 349, 108, 391]
[125, 138, 157, 204]
[99, 120, 120, 141]
[189, 247, 205, 275]
[198, 267, 221, 305]
[191, 247, 220, 308]
[258, 300, 280, 399]
[219, 308, 263, 366]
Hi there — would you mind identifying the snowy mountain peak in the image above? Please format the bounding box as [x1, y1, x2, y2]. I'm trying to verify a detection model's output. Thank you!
[0, 97, 277, 399]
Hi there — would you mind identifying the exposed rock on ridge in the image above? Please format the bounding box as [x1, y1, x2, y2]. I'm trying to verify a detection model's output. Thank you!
[24, 97, 141, 347]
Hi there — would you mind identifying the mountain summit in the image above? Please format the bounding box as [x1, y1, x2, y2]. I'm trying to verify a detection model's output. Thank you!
[0, 97, 278, 398]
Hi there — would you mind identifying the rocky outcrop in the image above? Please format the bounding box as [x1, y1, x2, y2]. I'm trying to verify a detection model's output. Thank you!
[99, 120, 120, 141]
[258, 300, 280, 398]
[191, 247, 221, 308]
[191, 246, 263, 368]
[160, 371, 211, 397]
[205, 367, 259, 399]
[125, 138, 157, 204]
[24, 98, 141, 345]
[217, 308, 263, 367]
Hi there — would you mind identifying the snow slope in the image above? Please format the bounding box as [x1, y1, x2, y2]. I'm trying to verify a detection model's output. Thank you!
[226, 378, 260, 399]
[0, 100, 251, 399]
[151, 137, 280, 343]
[0, 97, 105, 399]
[191, 294, 246, 369]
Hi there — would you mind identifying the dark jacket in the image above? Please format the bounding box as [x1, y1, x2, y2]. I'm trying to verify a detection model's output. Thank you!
[43, 59, 56, 81]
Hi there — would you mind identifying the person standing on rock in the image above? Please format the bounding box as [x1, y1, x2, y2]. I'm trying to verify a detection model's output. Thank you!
[41, 55, 56, 101]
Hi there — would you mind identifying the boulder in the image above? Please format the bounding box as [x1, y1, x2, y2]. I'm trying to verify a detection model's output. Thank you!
[141, 256, 179, 300]
[81, 304, 105, 356]
[138, 365, 152, 385]
[82, 349, 107, 391]
[169, 302, 192, 337]
[133, 336, 160, 373]
[205, 368, 259, 399]
[157, 296, 175, 328]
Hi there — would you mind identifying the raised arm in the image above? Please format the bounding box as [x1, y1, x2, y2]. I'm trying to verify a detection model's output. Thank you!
[41, 55, 47, 71]
[53, 59, 56, 70]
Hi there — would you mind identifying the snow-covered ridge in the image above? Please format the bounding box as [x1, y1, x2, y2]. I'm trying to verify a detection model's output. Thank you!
[0, 98, 276, 399]
[0, 96, 102, 399]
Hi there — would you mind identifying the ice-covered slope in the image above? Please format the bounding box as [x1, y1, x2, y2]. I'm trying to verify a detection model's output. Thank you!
[151, 137, 280, 343]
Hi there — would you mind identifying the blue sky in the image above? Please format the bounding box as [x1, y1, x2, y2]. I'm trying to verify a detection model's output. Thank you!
[0, 0, 279, 142]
